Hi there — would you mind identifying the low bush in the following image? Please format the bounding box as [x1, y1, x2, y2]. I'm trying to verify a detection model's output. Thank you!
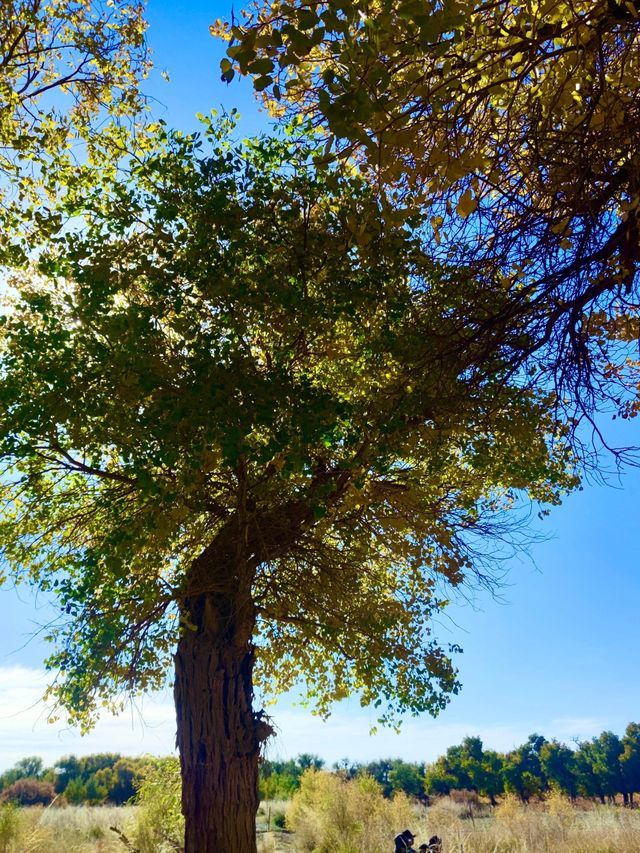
[0, 804, 23, 853]
[128, 757, 183, 853]
[286, 769, 414, 853]
[0, 779, 55, 807]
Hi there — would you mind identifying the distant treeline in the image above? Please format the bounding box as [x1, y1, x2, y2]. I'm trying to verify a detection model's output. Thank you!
[2, 722, 639, 807]
[0, 754, 152, 806]
[261, 722, 640, 806]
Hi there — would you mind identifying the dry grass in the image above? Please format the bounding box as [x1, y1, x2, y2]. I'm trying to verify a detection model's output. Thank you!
[258, 800, 290, 831]
[258, 829, 297, 853]
[0, 804, 137, 853]
[280, 774, 640, 853]
[285, 771, 416, 853]
[3, 792, 640, 853]
[409, 794, 640, 853]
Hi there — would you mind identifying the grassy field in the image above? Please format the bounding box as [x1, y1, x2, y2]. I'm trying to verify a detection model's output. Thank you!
[0, 804, 137, 853]
[261, 798, 640, 853]
[279, 775, 640, 853]
[412, 794, 640, 853]
[2, 796, 640, 852]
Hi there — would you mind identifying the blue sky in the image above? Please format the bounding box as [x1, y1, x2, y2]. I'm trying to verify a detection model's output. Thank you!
[0, 0, 638, 772]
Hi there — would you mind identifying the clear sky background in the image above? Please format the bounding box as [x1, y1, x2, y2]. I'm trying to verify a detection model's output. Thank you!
[0, 0, 638, 772]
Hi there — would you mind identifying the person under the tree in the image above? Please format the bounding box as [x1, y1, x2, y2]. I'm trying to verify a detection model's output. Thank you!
[394, 829, 416, 853]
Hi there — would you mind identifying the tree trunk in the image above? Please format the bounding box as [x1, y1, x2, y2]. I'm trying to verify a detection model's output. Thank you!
[174, 546, 270, 853]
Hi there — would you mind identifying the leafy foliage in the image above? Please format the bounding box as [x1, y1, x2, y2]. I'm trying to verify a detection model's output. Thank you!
[0, 803, 23, 853]
[2, 717, 640, 817]
[421, 725, 640, 804]
[0, 757, 45, 790]
[575, 731, 624, 802]
[0, 754, 151, 806]
[0, 0, 148, 121]
[215, 0, 640, 427]
[260, 754, 325, 799]
[0, 778, 55, 806]
[502, 734, 547, 803]
[286, 769, 414, 853]
[540, 740, 579, 799]
[424, 736, 505, 803]
[0, 0, 149, 244]
[132, 757, 184, 853]
[621, 723, 640, 801]
[0, 118, 577, 729]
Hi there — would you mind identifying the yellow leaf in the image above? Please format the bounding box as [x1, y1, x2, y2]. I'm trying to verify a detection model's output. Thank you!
[456, 189, 477, 219]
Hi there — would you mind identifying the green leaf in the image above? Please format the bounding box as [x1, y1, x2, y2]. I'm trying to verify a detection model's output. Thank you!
[254, 75, 274, 92]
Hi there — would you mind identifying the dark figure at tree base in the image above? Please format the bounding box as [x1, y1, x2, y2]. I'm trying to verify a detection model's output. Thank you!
[419, 837, 443, 853]
[395, 829, 416, 852]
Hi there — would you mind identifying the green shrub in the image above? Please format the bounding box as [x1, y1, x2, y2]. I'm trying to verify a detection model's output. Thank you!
[129, 757, 183, 853]
[0, 804, 22, 853]
[272, 811, 287, 829]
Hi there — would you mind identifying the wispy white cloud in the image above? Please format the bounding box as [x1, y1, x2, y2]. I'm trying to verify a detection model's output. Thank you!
[0, 665, 177, 770]
[549, 717, 607, 743]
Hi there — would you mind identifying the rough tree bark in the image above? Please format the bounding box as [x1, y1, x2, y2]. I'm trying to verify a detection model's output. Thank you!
[173, 496, 317, 851]
[174, 541, 270, 853]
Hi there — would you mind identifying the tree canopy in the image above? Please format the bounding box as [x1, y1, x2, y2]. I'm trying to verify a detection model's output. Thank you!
[0, 119, 576, 724]
[0, 0, 147, 121]
[0, 0, 149, 242]
[215, 0, 640, 426]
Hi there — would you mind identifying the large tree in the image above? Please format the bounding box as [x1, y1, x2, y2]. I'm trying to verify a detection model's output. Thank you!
[0, 120, 577, 850]
[539, 739, 579, 799]
[215, 0, 640, 425]
[575, 731, 624, 803]
[424, 734, 503, 802]
[503, 733, 548, 803]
